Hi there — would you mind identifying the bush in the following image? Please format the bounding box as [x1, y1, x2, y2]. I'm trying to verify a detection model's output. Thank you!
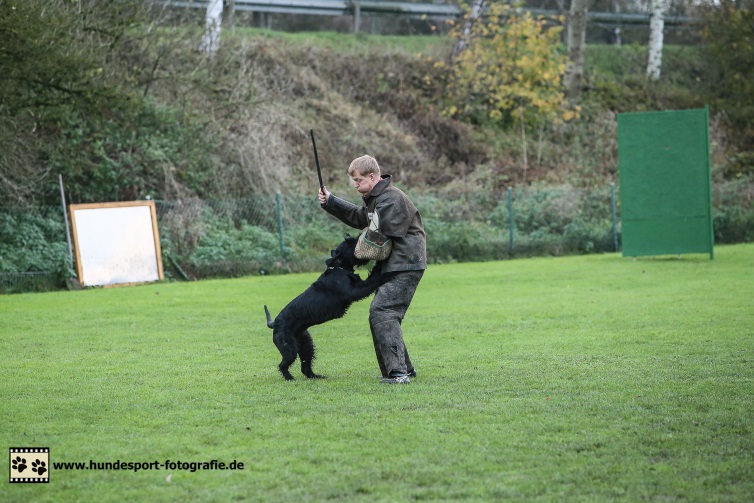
[0, 209, 69, 292]
[185, 216, 296, 278]
[713, 176, 754, 243]
[0, 210, 69, 275]
[425, 220, 506, 263]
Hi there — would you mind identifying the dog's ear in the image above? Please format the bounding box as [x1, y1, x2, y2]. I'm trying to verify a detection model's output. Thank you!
[326, 245, 343, 267]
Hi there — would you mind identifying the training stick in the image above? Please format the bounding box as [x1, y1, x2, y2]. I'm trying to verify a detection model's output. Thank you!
[310, 129, 324, 191]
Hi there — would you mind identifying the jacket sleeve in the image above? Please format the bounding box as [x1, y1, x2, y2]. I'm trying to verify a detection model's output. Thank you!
[322, 194, 369, 230]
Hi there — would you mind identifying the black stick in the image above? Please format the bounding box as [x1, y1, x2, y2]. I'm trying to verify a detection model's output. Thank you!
[310, 129, 324, 191]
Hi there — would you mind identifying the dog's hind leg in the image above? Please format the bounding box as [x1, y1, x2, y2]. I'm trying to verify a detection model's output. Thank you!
[273, 330, 298, 381]
[298, 330, 325, 379]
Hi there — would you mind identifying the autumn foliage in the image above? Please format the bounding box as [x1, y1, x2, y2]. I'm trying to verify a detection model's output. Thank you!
[442, 3, 579, 128]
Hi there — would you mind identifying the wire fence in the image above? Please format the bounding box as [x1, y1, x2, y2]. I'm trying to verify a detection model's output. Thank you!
[152, 184, 621, 279]
[2, 184, 623, 293]
[0, 272, 62, 294]
[5, 177, 754, 294]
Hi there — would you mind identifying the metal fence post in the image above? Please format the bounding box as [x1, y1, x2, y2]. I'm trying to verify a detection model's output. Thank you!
[610, 182, 619, 252]
[58, 174, 74, 274]
[508, 187, 515, 255]
[276, 191, 285, 260]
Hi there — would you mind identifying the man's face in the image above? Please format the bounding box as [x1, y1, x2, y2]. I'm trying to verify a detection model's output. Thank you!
[351, 171, 379, 196]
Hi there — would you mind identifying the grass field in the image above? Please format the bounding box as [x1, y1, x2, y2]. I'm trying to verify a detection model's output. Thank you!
[2, 244, 753, 502]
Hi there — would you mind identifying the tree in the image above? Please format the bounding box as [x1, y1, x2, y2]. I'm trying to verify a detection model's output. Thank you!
[0, 1, 138, 113]
[646, 0, 667, 80]
[450, 0, 486, 61]
[698, 1, 754, 161]
[444, 3, 578, 179]
[564, 0, 589, 100]
[224, 0, 235, 29]
[200, 0, 223, 54]
[0, 0, 213, 205]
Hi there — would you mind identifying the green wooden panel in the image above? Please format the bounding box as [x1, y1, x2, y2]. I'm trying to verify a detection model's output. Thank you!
[618, 108, 713, 258]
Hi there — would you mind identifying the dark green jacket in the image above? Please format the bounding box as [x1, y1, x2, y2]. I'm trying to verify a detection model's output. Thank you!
[323, 174, 427, 273]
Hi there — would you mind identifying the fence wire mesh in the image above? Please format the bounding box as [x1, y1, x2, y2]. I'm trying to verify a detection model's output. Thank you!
[2, 185, 622, 293]
[0, 272, 61, 294]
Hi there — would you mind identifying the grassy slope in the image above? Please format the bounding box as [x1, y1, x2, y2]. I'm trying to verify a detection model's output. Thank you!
[239, 28, 452, 55]
[2, 244, 753, 501]
[197, 32, 712, 194]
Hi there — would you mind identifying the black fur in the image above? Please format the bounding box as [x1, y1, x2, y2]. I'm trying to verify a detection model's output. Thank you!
[264, 236, 381, 380]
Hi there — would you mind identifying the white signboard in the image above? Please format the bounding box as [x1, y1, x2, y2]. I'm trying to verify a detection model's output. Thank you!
[69, 201, 164, 287]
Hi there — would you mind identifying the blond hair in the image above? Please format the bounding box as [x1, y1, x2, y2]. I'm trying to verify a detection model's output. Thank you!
[348, 155, 381, 177]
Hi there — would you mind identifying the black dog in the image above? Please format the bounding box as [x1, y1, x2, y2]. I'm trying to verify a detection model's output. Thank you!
[264, 236, 381, 381]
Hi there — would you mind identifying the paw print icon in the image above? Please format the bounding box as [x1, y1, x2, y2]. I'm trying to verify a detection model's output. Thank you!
[11, 456, 27, 473]
[32, 459, 47, 476]
[9, 448, 50, 483]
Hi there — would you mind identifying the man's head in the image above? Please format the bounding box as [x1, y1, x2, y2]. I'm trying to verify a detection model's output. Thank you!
[348, 155, 381, 196]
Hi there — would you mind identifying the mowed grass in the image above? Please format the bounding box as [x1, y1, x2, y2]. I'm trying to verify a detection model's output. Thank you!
[2, 244, 753, 502]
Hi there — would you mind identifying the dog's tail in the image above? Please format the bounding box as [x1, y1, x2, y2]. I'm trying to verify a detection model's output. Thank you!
[264, 305, 274, 329]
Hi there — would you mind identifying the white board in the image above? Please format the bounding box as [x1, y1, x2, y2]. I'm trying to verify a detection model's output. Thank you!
[69, 201, 164, 287]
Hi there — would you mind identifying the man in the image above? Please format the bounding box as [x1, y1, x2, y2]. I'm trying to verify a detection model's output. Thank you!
[318, 155, 426, 384]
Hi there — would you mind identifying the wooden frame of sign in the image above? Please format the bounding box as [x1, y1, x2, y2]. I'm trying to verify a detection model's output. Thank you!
[69, 200, 164, 287]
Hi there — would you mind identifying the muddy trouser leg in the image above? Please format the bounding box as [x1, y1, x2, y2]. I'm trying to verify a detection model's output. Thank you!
[369, 270, 423, 378]
[369, 330, 411, 377]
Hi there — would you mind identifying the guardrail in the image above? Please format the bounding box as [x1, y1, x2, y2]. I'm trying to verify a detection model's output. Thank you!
[163, 0, 461, 18]
[160, 1, 698, 25]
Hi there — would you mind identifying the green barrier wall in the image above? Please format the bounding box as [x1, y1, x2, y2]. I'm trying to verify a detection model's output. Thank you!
[618, 107, 713, 259]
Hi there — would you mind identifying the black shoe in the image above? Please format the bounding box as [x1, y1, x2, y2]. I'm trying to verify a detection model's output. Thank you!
[407, 368, 417, 378]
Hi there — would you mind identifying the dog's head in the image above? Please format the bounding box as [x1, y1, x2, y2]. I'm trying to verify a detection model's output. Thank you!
[325, 236, 370, 271]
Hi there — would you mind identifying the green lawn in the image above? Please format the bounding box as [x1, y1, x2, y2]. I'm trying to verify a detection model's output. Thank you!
[2, 245, 753, 501]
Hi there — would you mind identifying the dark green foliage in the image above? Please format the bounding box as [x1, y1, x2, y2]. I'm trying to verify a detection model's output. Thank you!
[409, 187, 618, 263]
[0, 209, 69, 293]
[425, 220, 507, 262]
[697, 2, 754, 165]
[187, 218, 296, 277]
[713, 177, 754, 243]
[0, 210, 68, 274]
[1, 1, 113, 114]
[0, 1, 224, 205]
[41, 103, 222, 203]
[0, 0, 152, 123]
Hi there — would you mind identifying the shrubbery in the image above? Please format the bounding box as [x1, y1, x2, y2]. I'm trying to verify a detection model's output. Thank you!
[0, 209, 70, 293]
[713, 177, 754, 244]
[0, 210, 69, 274]
[3, 177, 753, 292]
